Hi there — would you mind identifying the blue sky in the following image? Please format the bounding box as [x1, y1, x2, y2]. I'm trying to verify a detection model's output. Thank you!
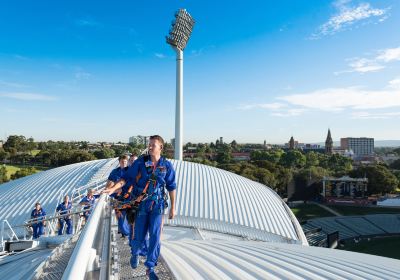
[1, 0, 399, 144]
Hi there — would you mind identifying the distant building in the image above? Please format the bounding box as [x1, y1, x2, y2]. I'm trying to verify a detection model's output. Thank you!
[340, 137, 374, 157]
[325, 129, 333, 155]
[232, 152, 250, 161]
[289, 136, 295, 150]
[129, 135, 149, 146]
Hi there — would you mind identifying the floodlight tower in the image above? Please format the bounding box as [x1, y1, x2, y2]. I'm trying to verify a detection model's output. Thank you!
[166, 9, 195, 161]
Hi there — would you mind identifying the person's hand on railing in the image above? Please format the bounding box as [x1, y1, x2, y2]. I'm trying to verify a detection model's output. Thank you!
[101, 188, 114, 195]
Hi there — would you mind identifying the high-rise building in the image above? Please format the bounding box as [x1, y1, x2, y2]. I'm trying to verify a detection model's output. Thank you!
[325, 129, 333, 155]
[340, 137, 374, 156]
[128, 135, 149, 146]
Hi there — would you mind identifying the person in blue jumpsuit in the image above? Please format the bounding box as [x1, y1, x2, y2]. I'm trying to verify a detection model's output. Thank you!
[31, 202, 46, 239]
[79, 189, 100, 222]
[104, 135, 176, 280]
[56, 195, 73, 235]
[106, 154, 130, 238]
[128, 153, 138, 167]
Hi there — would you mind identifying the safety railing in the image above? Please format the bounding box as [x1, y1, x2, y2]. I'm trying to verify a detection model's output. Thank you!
[61, 194, 109, 280]
[47, 179, 107, 237]
[1, 220, 20, 252]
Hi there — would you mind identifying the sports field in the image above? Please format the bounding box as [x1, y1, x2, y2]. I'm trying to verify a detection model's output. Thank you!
[339, 236, 400, 260]
[329, 205, 400, 215]
[290, 204, 335, 221]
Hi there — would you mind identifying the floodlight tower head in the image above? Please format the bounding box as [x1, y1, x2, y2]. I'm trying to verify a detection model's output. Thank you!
[166, 9, 195, 51]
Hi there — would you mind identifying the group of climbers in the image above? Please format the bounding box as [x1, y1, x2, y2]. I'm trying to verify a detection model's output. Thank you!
[29, 189, 99, 238]
[103, 135, 176, 280]
[28, 134, 176, 280]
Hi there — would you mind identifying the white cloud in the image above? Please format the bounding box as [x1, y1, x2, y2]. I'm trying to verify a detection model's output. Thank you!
[340, 46, 400, 74]
[278, 86, 400, 111]
[352, 111, 400, 119]
[14, 54, 29, 60]
[154, 53, 166, 59]
[0, 80, 29, 88]
[376, 47, 400, 62]
[238, 102, 307, 117]
[190, 46, 215, 57]
[239, 102, 286, 110]
[271, 109, 307, 117]
[75, 18, 101, 27]
[0, 92, 56, 101]
[347, 58, 385, 73]
[389, 78, 400, 88]
[313, 1, 389, 38]
[75, 71, 92, 80]
[5, 108, 27, 113]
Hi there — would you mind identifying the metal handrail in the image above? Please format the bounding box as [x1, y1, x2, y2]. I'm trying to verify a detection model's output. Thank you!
[1, 220, 20, 252]
[62, 194, 108, 280]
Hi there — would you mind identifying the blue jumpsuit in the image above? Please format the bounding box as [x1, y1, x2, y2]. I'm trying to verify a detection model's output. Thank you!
[108, 166, 131, 237]
[123, 156, 176, 270]
[79, 194, 99, 221]
[56, 202, 73, 235]
[31, 208, 46, 239]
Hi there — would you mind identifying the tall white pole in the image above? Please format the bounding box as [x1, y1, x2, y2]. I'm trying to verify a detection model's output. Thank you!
[174, 47, 183, 161]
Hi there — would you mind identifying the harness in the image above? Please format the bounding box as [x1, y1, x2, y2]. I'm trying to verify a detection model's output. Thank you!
[58, 203, 72, 220]
[32, 209, 45, 224]
[114, 156, 169, 223]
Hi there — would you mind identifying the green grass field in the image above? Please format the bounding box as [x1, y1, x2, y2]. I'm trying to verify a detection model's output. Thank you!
[3, 164, 44, 180]
[339, 236, 400, 260]
[4, 165, 21, 180]
[329, 205, 400, 216]
[30, 149, 41, 156]
[290, 204, 335, 222]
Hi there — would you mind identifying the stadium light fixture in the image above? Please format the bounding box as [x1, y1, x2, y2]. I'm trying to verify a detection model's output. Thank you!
[166, 9, 195, 161]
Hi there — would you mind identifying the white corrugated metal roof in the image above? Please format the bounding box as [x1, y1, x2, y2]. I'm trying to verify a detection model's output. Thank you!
[168, 160, 306, 244]
[0, 159, 305, 244]
[0, 248, 53, 280]
[0, 158, 117, 232]
[162, 239, 400, 280]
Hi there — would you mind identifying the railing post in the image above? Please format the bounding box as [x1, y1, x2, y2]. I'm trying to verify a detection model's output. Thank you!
[1, 220, 4, 252]
[62, 195, 106, 280]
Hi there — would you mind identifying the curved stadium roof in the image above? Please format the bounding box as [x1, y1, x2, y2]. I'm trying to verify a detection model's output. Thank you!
[1, 159, 400, 279]
[0, 159, 118, 233]
[0, 158, 306, 244]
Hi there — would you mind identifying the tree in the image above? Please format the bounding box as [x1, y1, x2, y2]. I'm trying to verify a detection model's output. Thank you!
[3, 135, 27, 152]
[10, 167, 37, 180]
[0, 165, 8, 183]
[279, 150, 306, 168]
[69, 151, 96, 164]
[216, 145, 232, 164]
[93, 148, 115, 159]
[390, 159, 400, 170]
[275, 166, 293, 196]
[26, 137, 37, 152]
[305, 151, 319, 167]
[0, 148, 9, 162]
[230, 140, 239, 152]
[327, 154, 353, 175]
[350, 165, 399, 195]
[35, 150, 52, 166]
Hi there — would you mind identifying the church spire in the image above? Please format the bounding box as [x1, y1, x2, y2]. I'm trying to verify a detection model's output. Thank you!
[325, 129, 333, 155]
[289, 136, 295, 150]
